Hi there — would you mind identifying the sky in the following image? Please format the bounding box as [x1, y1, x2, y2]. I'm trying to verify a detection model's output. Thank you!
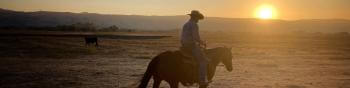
[0, 0, 349, 20]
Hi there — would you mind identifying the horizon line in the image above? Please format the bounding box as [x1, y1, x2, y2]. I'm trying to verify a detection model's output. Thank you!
[1, 8, 349, 21]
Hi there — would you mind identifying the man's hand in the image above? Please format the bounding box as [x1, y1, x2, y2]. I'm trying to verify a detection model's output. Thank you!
[200, 40, 207, 45]
[199, 40, 207, 49]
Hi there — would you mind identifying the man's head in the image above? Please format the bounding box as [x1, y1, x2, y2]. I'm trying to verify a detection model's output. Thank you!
[188, 10, 204, 20]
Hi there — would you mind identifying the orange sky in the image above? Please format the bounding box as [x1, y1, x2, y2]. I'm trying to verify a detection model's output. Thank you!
[0, 0, 349, 20]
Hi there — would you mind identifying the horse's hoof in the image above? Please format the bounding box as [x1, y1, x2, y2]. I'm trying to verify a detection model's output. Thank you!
[199, 85, 208, 88]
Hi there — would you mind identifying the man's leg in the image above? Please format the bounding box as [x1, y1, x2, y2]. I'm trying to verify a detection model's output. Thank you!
[192, 45, 209, 85]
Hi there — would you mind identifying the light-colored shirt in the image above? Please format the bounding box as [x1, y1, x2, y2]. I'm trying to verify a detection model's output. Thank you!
[181, 20, 200, 45]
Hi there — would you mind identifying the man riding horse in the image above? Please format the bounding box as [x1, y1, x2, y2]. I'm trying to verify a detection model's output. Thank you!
[138, 10, 233, 88]
[180, 10, 209, 87]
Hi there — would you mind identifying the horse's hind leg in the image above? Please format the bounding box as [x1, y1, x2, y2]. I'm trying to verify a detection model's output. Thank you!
[169, 81, 179, 88]
[199, 85, 208, 88]
[152, 78, 161, 88]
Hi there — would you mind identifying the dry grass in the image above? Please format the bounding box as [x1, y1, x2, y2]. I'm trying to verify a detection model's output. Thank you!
[0, 31, 350, 88]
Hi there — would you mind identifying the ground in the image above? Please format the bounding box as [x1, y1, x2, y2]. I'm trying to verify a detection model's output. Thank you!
[0, 31, 350, 88]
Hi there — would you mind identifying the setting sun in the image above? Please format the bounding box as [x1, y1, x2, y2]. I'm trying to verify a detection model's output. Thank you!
[255, 4, 277, 19]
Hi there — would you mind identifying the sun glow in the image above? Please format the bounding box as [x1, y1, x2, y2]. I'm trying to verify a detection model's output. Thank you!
[255, 4, 277, 19]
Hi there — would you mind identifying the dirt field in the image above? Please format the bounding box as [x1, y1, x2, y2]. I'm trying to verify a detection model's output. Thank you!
[1, 31, 350, 88]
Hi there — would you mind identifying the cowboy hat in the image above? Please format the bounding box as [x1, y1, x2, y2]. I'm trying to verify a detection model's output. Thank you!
[187, 10, 204, 20]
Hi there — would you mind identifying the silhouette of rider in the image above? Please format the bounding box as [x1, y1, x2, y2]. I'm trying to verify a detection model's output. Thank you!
[180, 10, 209, 87]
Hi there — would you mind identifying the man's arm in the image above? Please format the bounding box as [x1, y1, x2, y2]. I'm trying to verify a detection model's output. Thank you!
[192, 24, 201, 44]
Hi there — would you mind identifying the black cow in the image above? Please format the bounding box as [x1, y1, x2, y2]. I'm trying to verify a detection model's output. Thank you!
[85, 36, 98, 46]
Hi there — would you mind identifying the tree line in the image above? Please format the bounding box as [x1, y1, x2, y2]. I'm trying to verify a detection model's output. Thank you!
[0, 22, 135, 32]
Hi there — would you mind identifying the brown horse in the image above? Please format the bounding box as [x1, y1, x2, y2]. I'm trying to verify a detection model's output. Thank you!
[138, 47, 233, 88]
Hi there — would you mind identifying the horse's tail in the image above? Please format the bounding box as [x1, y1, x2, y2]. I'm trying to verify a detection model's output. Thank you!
[138, 55, 160, 88]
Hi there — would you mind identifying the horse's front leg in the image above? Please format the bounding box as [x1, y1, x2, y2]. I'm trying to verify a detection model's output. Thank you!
[199, 84, 208, 88]
[152, 78, 161, 88]
[169, 81, 179, 88]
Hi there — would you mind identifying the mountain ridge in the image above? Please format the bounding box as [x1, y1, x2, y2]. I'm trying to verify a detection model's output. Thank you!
[1, 8, 350, 33]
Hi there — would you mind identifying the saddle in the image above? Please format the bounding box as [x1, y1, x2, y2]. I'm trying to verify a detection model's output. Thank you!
[179, 46, 196, 65]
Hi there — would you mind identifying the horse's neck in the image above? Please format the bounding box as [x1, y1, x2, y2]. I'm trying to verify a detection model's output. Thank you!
[207, 56, 222, 81]
[208, 63, 217, 81]
[206, 49, 222, 66]
[206, 48, 223, 80]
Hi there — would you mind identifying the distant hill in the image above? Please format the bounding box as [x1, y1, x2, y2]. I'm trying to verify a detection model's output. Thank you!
[1, 8, 350, 33]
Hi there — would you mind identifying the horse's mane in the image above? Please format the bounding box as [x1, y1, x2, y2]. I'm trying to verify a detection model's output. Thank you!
[206, 47, 227, 53]
[206, 47, 230, 58]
